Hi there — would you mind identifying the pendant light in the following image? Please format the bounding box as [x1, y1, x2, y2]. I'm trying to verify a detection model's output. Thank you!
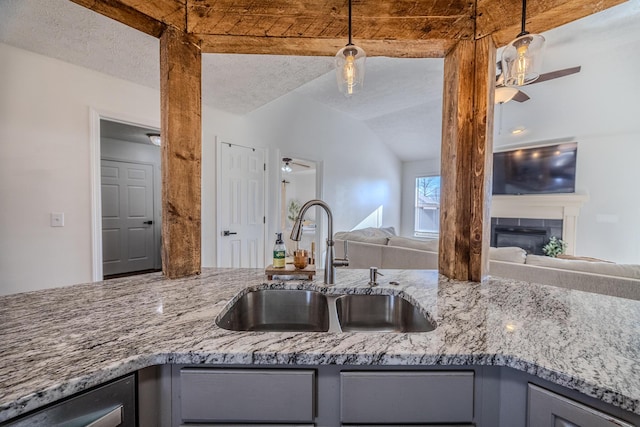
[501, 0, 545, 87]
[335, 0, 365, 97]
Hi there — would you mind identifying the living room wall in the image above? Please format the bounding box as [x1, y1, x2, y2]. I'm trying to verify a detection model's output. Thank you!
[246, 91, 403, 249]
[0, 43, 248, 294]
[493, 3, 640, 264]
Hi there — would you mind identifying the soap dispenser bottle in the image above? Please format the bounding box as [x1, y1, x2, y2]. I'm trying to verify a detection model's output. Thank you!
[273, 233, 286, 268]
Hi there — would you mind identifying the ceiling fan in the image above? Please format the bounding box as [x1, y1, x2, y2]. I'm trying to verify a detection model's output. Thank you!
[495, 63, 581, 104]
[282, 157, 310, 173]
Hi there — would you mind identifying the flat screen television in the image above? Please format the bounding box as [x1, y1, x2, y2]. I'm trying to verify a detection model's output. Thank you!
[492, 142, 577, 195]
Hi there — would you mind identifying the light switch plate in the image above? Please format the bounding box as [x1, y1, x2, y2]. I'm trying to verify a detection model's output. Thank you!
[50, 212, 64, 227]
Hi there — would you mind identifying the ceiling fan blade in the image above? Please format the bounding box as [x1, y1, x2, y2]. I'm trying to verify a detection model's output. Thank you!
[512, 91, 530, 102]
[530, 66, 581, 85]
[291, 161, 310, 168]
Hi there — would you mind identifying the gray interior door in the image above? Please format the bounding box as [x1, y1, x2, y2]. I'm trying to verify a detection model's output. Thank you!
[101, 160, 155, 276]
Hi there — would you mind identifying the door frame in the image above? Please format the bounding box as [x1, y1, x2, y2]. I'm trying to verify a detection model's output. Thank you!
[216, 139, 268, 267]
[89, 108, 160, 282]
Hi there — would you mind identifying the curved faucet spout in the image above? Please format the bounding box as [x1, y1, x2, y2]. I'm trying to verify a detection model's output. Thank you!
[290, 199, 344, 285]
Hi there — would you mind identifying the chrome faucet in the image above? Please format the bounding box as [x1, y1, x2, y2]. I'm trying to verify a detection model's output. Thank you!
[290, 199, 348, 285]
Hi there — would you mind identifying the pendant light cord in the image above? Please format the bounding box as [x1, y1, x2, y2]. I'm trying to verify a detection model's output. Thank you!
[519, 0, 529, 37]
[347, 0, 353, 46]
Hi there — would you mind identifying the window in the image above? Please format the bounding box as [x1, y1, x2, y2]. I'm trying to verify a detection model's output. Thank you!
[415, 175, 441, 237]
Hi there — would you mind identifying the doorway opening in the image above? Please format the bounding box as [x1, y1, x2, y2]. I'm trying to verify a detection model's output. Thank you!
[280, 156, 322, 266]
[99, 119, 162, 279]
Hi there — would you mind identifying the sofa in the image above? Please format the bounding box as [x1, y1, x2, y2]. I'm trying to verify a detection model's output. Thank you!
[334, 227, 640, 301]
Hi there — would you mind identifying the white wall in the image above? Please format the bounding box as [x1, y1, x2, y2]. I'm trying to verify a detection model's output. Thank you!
[400, 158, 441, 238]
[246, 91, 402, 254]
[0, 43, 248, 294]
[0, 43, 160, 294]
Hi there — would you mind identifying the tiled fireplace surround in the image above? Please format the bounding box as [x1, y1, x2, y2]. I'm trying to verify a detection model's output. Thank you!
[490, 193, 589, 256]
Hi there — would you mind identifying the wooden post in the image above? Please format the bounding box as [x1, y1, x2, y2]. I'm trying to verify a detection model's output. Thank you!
[439, 37, 495, 282]
[160, 26, 202, 278]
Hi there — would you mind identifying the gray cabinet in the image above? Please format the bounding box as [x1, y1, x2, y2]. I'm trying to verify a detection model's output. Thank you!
[528, 384, 634, 427]
[340, 371, 474, 424]
[3, 374, 135, 427]
[180, 368, 315, 424]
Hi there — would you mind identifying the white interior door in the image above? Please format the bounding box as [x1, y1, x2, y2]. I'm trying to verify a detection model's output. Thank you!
[217, 143, 265, 268]
[101, 160, 155, 276]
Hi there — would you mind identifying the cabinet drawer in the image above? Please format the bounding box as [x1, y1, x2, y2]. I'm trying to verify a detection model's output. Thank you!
[340, 371, 474, 424]
[180, 368, 315, 423]
[528, 384, 633, 427]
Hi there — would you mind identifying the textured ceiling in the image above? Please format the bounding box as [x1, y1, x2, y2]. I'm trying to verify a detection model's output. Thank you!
[1, 0, 638, 161]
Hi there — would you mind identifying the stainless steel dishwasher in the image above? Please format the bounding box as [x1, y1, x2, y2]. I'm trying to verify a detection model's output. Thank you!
[2, 374, 135, 427]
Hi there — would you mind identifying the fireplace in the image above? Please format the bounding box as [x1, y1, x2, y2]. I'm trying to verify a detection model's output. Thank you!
[490, 193, 589, 256]
[491, 218, 563, 255]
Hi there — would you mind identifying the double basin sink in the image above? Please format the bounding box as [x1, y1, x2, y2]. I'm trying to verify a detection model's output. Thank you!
[216, 289, 436, 333]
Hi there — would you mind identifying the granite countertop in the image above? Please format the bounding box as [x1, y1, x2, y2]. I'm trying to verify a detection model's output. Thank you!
[0, 268, 639, 421]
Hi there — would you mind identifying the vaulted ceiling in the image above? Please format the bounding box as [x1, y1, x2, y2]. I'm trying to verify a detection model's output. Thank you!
[0, 0, 631, 161]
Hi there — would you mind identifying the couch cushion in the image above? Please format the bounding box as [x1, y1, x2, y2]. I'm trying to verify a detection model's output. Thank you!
[334, 227, 395, 245]
[489, 247, 527, 264]
[526, 255, 640, 279]
[333, 233, 389, 245]
[387, 236, 439, 252]
[334, 240, 384, 269]
[381, 246, 438, 269]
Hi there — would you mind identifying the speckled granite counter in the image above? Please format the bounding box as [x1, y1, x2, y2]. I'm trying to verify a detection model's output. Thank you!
[0, 268, 639, 421]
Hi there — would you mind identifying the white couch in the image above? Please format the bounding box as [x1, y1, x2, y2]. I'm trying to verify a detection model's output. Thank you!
[334, 228, 640, 300]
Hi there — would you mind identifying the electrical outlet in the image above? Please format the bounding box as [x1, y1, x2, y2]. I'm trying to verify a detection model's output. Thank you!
[50, 212, 64, 227]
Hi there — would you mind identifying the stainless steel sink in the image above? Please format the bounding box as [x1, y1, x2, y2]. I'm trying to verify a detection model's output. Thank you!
[335, 294, 436, 333]
[216, 289, 330, 332]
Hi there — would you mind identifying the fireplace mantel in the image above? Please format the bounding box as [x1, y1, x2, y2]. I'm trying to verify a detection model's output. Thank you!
[490, 193, 589, 255]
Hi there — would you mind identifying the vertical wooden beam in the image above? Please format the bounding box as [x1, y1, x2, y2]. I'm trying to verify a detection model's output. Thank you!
[160, 26, 202, 278]
[470, 36, 496, 282]
[439, 37, 496, 282]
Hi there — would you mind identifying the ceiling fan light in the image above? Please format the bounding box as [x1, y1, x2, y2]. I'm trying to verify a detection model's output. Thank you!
[281, 158, 293, 173]
[502, 33, 545, 87]
[147, 133, 161, 146]
[495, 86, 520, 104]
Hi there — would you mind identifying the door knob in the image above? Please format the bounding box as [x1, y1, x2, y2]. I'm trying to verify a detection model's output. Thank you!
[143, 220, 153, 225]
[222, 230, 237, 236]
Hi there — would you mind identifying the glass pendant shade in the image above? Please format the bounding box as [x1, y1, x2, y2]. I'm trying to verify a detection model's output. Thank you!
[335, 45, 366, 97]
[501, 33, 545, 87]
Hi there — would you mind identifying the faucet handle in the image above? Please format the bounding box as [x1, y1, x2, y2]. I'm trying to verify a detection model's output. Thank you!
[333, 240, 349, 267]
[368, 266, 384, 287]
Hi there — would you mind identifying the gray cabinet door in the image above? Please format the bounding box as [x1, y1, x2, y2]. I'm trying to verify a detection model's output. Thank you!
[528, 384, 633, 427]
[180, 368, 315, 423]
[340, 371, 474, 424]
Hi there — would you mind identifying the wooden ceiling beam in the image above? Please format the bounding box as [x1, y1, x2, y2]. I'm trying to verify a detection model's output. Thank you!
[69, 0, 187, 37]
[476, 0, 627, 47]
[187, 0, 474, 42]
[199, 35, 456, 58]
[69, 0, 165, 37]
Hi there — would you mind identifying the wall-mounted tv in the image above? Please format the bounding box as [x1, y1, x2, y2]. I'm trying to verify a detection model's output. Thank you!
[492, 142, 577, 195]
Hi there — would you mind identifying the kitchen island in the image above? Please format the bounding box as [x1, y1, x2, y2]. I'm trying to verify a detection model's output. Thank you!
[0, 268, 639, 424]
